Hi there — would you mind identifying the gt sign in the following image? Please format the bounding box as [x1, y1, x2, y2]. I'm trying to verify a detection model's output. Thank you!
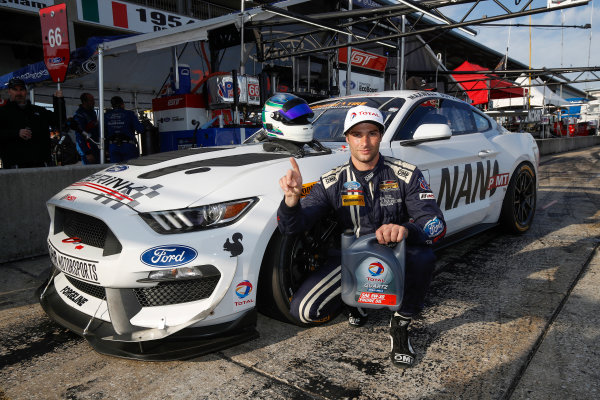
[39, 4, 70, 83]
[338, 48, 388, 73]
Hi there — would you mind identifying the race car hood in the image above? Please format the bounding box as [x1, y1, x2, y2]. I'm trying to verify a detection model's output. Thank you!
[57, 143, 348, 213]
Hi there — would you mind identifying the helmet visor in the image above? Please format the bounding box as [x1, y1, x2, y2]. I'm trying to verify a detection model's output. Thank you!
[277, 99, 314, 125]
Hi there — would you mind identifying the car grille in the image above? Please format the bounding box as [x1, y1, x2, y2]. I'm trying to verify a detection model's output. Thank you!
[133, 276, 220, 307]
[55, 207, 122, 256]
[65, 275, 106, 300]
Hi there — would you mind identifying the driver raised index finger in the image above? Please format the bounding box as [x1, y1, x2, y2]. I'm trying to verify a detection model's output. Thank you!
[289, 157, 301, 174]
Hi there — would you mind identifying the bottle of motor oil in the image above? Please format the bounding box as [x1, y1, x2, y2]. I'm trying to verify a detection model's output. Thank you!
[341, 230, 405, 312]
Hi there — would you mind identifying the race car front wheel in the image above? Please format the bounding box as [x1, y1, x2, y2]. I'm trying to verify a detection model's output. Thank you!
[499, 162, 536, 233]
[257, 215, 339, 327]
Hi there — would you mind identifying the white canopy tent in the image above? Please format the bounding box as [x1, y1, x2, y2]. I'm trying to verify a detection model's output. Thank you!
[49, 0, 306, 162]
[491, 74, 569, 109]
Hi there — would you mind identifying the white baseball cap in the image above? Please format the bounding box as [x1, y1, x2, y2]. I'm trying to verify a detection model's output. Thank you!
[343, 105, 385, 134]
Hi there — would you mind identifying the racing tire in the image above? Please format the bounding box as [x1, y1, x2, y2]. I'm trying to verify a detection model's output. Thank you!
[257, 216, 340, 327]
[499, 162, 536, 234]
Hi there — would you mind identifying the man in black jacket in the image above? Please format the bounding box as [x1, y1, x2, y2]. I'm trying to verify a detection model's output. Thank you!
[0, 78, 65, 168]
[278, 105, 446, 367]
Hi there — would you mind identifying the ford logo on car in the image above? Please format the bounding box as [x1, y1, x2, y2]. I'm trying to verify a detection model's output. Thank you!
[140, 245, 198, 267]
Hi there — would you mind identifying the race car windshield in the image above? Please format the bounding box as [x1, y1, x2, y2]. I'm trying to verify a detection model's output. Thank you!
[309, 97, 405, 141]
[243, 97, 405, 144]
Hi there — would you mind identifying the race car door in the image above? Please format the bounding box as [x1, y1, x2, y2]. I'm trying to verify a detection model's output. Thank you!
[389, 97, 503, 236]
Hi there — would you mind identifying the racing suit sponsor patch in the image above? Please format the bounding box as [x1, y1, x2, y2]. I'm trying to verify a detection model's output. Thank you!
[383, 157, 415, 183]
[301, 181, 317, 198]
[419, 193, 435, 200]
[343, 181, 361, 190]
[418, 177, 431, 191]
[321, 164, 349, 189]
[424, 217, 445, 240]
[380, 196, 402, 207]
[379, 180, 399, 190]
[342, 194, 365, 206]
[48, 241, 99, 283]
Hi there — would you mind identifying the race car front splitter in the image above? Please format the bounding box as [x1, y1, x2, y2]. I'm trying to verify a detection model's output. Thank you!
[36, 272, 258, 361]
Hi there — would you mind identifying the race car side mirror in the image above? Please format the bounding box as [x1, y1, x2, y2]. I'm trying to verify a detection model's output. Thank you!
[413, 123, 452, 141]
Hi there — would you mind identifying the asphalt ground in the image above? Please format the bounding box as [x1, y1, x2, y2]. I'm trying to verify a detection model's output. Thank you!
[1, 146, 599, 399]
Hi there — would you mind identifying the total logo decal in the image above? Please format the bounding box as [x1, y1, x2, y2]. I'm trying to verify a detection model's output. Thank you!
[140, 245, 198, 267]
[368, 261, 384, 276]
[234, 280, 255, 306]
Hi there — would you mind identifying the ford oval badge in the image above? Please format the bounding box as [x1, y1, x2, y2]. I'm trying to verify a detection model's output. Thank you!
[140, 245, 198, 268]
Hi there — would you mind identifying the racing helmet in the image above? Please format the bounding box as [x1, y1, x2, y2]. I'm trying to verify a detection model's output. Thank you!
[262, 93, 314, 143]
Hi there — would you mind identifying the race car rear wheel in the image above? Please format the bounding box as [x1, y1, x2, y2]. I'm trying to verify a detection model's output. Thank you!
[257, 216, 339, 327]
[499, 162, 536, 233]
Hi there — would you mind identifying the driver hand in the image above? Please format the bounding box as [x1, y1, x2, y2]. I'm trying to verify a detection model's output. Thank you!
[279, 157, 303, 207]
[375, 224, 408, 245]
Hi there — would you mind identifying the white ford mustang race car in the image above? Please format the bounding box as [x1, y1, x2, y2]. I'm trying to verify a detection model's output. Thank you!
[38, 90, 539, 360]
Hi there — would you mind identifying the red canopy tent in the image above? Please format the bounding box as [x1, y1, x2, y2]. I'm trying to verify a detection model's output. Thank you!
[452, 61, 524, 105]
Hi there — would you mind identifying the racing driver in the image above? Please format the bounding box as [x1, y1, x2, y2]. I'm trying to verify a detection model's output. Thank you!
[277, 104, 446, 368]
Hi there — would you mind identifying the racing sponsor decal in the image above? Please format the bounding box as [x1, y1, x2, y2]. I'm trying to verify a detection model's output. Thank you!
[321, 164, 348, 189]
[419, 193, 435, 200]
[106, 165, 129, 172]
[380, 196, 401, 207]
[424, 217, 445, 241]
[488, 173, 510, 190]
[234, 280, 255, 306]
[60, 194, 77, 201]
[60, 286, 89, 307]
[311, 100, 367, 110]
[418, 177, 431, 191]
[437, 160, 500, 211]
[223, 233, 243, 257]
[343, 181, 361, 190]
[140, 245, 198, 267]
[363, 171, 374, 182]
[342, 194, 365, 206]
[379, 180, 399, 190]
[48, 241, 99, 283]
[301, 182, 317, 198]
[62, 237, 84, 250]
[69, 173, 163, 210]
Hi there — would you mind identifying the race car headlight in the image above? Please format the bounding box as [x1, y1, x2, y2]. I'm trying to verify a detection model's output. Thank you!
[140, 198, 257, 234]
[137, 264, 220, 282]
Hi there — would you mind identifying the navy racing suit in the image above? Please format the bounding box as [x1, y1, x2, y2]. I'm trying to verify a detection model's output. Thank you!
[277, 155, 446, 324]
[104, 108, 144, 163]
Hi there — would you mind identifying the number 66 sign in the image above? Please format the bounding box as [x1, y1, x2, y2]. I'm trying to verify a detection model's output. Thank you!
[40, 4, 70, 83]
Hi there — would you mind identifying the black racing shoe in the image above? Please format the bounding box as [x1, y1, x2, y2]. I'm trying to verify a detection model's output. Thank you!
[347, 307, 368, 327]
[389, 314, 416, 368]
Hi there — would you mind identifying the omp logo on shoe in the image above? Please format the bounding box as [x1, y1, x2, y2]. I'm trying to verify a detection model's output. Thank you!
[393, 354, 414, 364]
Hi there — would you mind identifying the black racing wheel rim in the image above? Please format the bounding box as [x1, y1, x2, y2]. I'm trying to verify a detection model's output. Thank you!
[513, 167, 536, 228]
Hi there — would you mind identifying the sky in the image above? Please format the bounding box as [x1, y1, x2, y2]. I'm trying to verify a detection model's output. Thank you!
[439, 0, 600, 92]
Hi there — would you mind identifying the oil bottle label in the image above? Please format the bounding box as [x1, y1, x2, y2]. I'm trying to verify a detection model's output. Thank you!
[355, 257, 397, 306]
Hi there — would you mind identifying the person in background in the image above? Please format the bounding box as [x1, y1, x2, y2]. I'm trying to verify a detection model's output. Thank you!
[0, 78, 65, 168]
[104, 96, 144, 163]
[72, 92, 100, 164]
